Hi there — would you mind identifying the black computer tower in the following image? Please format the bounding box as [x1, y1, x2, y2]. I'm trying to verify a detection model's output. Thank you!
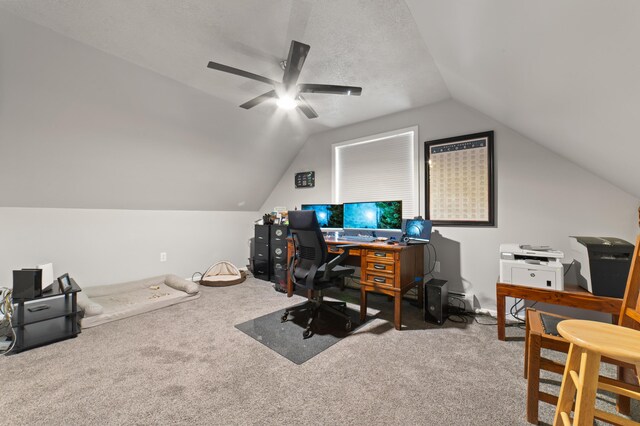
[13, 269, 43, 300]
[270, 225, 289, 292]
[425, 279, 448, 325]
[253, 225, 271, 281]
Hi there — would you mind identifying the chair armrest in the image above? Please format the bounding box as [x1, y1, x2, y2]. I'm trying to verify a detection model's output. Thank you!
[323, 244, 361, 279]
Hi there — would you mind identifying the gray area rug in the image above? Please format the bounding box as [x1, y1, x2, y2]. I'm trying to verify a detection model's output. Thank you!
[235, 303, 364, 364]
[0, 277, 637, 425]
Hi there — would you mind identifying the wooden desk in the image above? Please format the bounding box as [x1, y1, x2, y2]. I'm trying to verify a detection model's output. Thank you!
[496, 282, 623, 341]
[287, 238, 425, 330]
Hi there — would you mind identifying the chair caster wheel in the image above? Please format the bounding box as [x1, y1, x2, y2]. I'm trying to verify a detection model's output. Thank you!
[281, 313, 288, 323]
[303, 328, 312, 339]
[345, 321, 352, 332]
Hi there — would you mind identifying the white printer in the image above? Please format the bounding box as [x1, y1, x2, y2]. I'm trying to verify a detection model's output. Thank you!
[499, 244, 565, 290]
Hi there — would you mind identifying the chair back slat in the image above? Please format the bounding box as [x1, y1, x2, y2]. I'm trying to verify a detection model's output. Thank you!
[288, 210, 327, 287]
[619, 235, 640, 330]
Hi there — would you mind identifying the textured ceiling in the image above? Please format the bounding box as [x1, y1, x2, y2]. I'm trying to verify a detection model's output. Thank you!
[406, 0, 640, 198]
[0, 0, 450, 129]
[2, 0, 638, 207]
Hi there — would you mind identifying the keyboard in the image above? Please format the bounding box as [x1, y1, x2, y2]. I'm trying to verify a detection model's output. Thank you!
[339, 235, 377, 242]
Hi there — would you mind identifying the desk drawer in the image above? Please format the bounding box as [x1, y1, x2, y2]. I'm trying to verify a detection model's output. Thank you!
[365, 262, 395, 274]
[363, 272, 394, 287]
[364, 249, 395, 263]
[327, 246, 361, 256]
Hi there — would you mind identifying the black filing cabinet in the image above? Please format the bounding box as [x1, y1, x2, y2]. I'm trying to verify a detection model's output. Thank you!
[253, 225, 271, 281]
[270, 225, 289, 292]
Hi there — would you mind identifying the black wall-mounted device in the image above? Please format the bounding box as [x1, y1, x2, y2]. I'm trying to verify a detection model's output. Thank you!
[295, 171, 315, 188]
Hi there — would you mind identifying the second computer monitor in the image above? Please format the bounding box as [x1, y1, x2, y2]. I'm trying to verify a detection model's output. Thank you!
[403, 218, 433, 242]
[300, 204, 344, 230]
[343, 201, 402, 230]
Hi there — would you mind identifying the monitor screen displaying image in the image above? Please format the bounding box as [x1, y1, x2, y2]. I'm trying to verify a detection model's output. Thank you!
[343, 201, 402, 230]
[403, 219, 433, 242]
[300, 204, 344, 230]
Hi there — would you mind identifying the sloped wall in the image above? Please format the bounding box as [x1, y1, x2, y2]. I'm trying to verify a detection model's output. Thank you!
[0, 12, 263, 286]
[0, 10, 306, 211]
[261, 99, 639, 310]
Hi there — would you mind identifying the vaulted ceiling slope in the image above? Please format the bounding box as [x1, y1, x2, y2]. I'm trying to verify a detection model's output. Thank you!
[0, 0, 450, 129]
[2, 0, 639, 209]
[0, 11, 315, 211]
[406, 0, 640, 198]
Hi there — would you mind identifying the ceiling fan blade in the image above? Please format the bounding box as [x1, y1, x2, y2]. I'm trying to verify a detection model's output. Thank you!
[282, 41, 310, 89]
[298, 84, 362, 96]
[296, 95, 318, 119]
[207, 61, 277, 86]
[239, 90, 277, 109]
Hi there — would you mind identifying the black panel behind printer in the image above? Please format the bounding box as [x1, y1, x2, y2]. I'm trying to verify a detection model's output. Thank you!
[570, 236, 634, 298]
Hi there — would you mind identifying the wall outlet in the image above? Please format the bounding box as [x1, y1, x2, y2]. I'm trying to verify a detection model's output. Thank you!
[160, 252, 167, 262]
[434, 261, 441, 273]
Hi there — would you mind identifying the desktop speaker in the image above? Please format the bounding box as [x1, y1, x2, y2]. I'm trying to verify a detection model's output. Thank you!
[13, 269, 43, 300]
[424, 279, 448, 325]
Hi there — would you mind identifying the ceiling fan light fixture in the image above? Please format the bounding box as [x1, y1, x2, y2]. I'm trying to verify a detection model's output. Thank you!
[277, 95, 297, 110]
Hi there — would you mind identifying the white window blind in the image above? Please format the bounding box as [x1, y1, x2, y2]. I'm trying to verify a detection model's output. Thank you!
[332, 127, 419, 219]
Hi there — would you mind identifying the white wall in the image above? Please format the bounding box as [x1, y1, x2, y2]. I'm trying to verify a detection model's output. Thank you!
[261, 99, 640, 310]
[0, 208, 257, 288]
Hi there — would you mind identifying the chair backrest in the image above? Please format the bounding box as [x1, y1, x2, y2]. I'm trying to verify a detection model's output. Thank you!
[288, 210, 327, 286]
[618, 235, 640, 330]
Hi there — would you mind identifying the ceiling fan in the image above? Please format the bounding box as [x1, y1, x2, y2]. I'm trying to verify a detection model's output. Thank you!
[207, 40, 362, 119]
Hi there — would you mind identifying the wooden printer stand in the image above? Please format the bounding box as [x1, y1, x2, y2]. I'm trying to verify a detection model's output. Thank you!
[287, 237, 424, 330]
[495, 281, 622, 341]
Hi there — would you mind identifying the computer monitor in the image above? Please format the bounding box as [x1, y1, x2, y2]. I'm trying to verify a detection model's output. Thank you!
[403, 218, 433, 242]
[343, 201, 402, 230]
[300, 204, 344, 230]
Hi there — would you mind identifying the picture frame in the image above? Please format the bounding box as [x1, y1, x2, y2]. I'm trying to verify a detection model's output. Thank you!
[57, 273, 72, 293]
[425, 131, 495, 226]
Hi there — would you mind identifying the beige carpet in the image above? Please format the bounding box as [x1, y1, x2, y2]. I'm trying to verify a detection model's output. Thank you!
[0, 277, 634, 425]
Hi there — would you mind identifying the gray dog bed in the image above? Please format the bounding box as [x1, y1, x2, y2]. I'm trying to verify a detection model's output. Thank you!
[78, 274, 200, 328]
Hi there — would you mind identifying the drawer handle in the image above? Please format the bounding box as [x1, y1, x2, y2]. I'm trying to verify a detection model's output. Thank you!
[373, 264, 386, 270]
[258, 253, 263, 257]
[373, 277, 386, 283]
[374, 252, 387, 257]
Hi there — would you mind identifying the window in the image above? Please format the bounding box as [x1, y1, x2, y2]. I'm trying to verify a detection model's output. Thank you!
[332, 126, 419, 219]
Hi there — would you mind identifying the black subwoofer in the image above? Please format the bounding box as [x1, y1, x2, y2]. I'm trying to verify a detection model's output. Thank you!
[13, 269, 43, 300]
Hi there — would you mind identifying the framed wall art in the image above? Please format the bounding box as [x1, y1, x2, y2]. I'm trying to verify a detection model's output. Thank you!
[425, 131, 495, 226]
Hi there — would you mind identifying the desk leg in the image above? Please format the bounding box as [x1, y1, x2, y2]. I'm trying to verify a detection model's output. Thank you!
[286, 270, 293, 297]
[360, 287, 367, 323]
[417, 279, 424, 309]
[394, 293, 402, 330]
[497, 290, 506, 341]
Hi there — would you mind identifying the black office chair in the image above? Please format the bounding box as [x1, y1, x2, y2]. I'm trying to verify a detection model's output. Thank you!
[281, 210, 357, 339]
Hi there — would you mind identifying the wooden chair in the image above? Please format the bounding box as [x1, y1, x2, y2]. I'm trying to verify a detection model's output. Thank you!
[553, 320, 640, 425]
[525, 234, 640, 424]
